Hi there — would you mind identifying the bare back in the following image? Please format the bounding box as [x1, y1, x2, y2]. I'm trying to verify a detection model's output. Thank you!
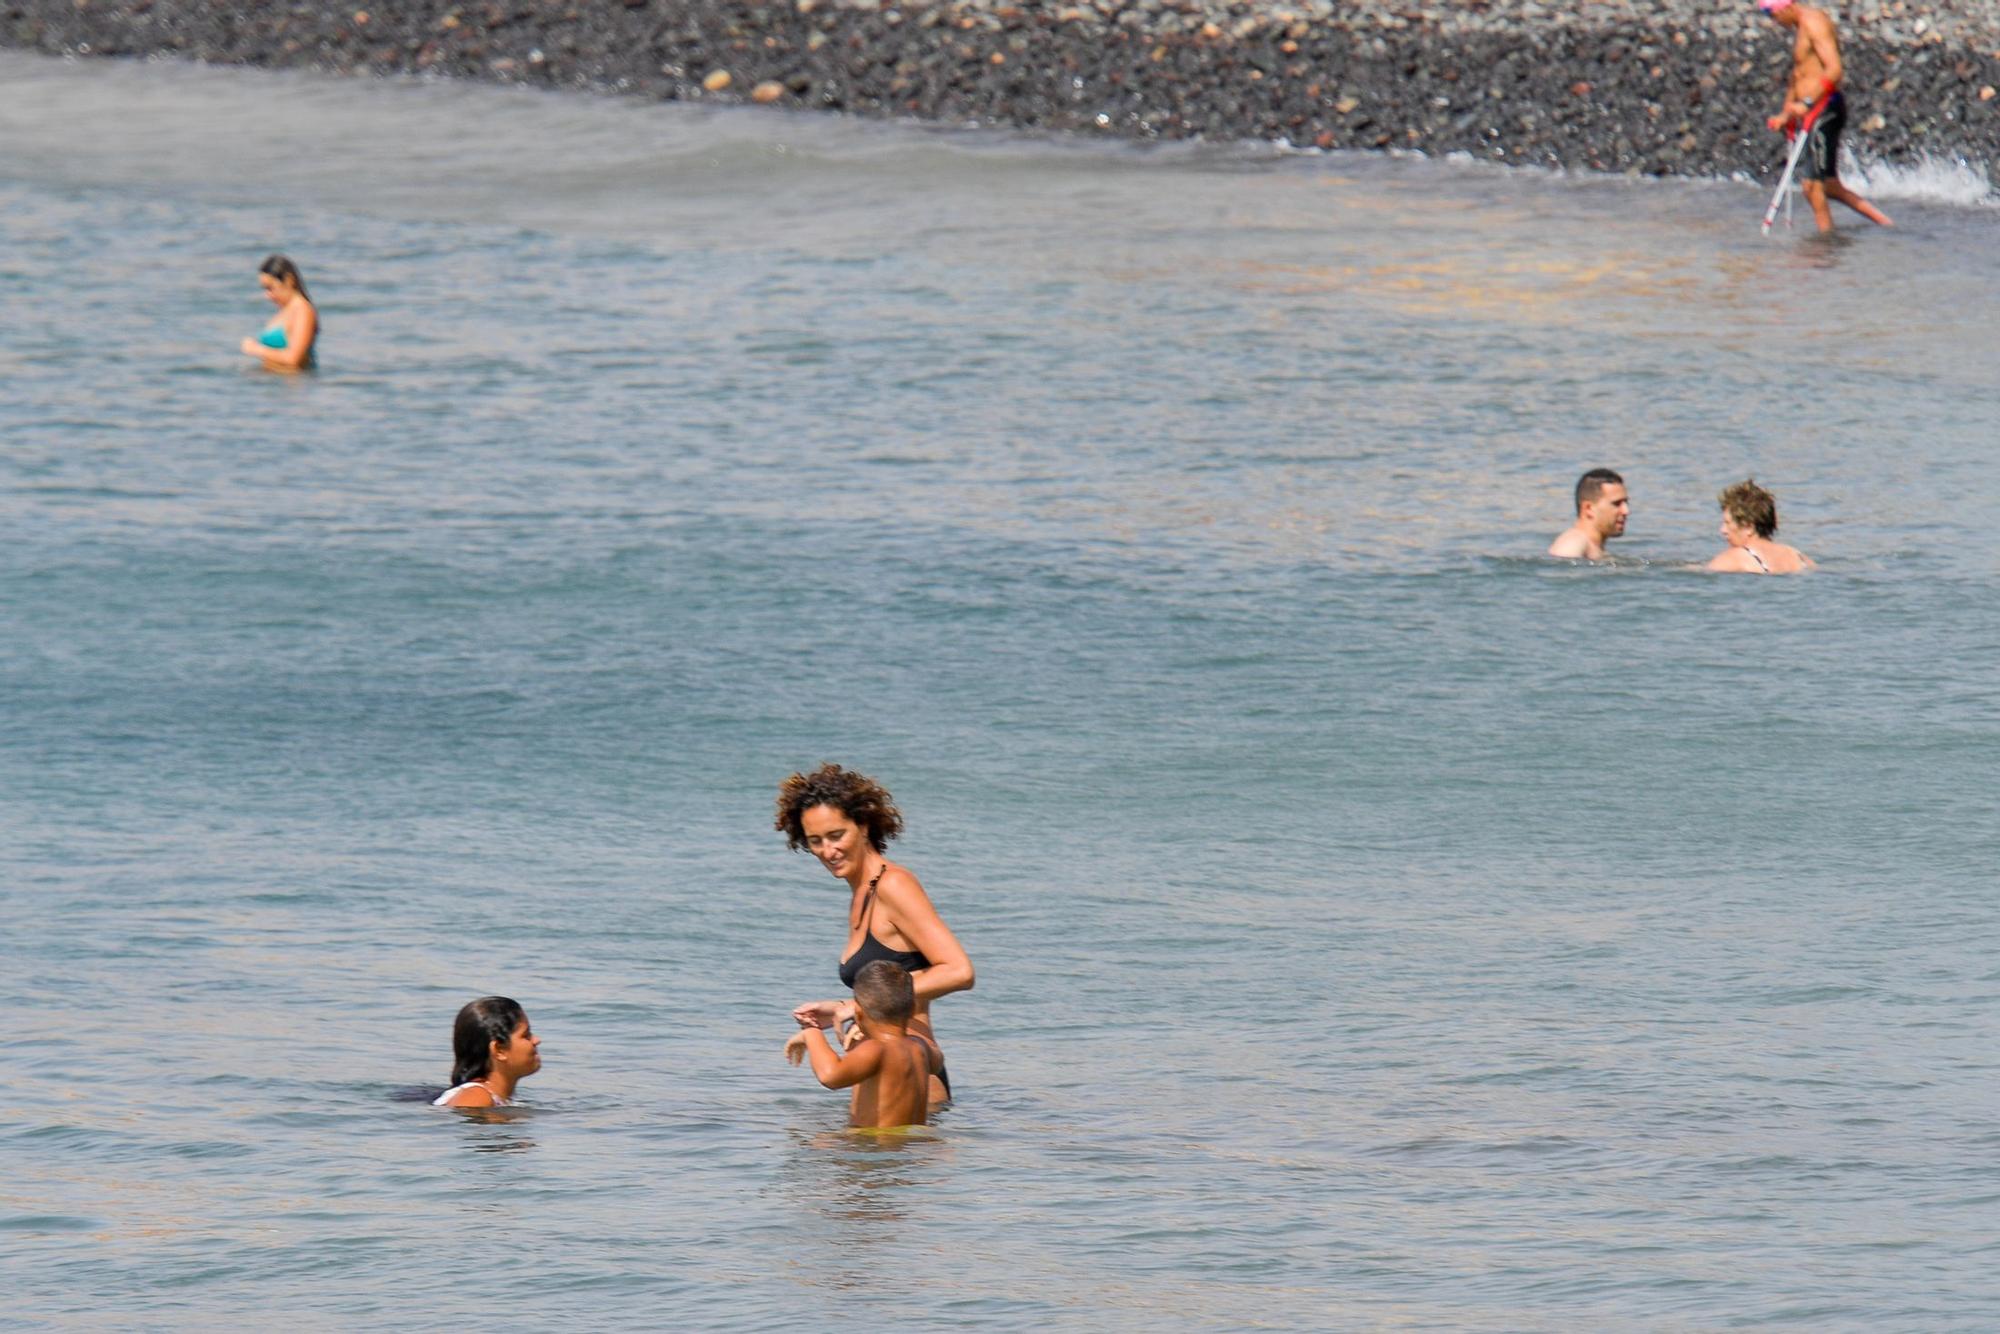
[1788, 7, 1839, 101]
[848, 1034, 936, 1128]
[1751, 540, 1813, 573]
[1710, 539, 1813, 574]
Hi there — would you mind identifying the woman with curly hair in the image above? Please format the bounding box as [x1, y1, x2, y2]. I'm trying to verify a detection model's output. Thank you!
[1707, 479, 1815, 574]
[776, 763, 973, 1105]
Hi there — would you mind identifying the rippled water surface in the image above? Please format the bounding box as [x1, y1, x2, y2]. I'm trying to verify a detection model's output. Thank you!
[4, 52, 1999, 1328]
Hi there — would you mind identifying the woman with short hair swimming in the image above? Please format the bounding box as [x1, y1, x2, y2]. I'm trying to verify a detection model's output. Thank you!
[1707, 479, 1815, 574]
[776, 764, 973, 1106]
[239, 253, 318, 371]
[434, 996, 542, 1108]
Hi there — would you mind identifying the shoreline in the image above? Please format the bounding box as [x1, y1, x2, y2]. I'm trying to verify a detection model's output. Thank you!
[6, 1, 1997, 180]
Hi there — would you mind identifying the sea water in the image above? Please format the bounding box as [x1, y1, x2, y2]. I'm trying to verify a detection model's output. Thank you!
[3, 51, 1998, 1328]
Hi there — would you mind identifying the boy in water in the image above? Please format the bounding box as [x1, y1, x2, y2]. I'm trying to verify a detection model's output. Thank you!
[791, 960, 942, 1128]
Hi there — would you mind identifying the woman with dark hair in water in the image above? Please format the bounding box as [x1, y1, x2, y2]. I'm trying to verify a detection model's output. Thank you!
[434, 996, 542, 1108]
[239, 253, 318, 371]
[776, 764, 973, 1106]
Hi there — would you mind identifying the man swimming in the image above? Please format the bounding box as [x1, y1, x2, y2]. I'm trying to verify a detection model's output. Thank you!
[1548, 468, 1629, 560]
[1760, 0, 1892, 232]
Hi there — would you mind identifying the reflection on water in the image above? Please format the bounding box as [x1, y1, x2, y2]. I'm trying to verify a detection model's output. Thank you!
[1794, 227, 1863, 267]
[446, 1108, 539, 1150]
[770, 1125, 954, 1229]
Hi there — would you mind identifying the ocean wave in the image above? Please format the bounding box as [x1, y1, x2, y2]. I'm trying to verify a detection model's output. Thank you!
[1844, 150, 1997, 208]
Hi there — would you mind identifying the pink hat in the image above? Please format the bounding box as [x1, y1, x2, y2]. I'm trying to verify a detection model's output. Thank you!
[1757, 0, 1795, 11]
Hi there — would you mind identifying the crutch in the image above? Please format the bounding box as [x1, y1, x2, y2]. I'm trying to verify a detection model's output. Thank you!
[1761, 120, 1810, 235]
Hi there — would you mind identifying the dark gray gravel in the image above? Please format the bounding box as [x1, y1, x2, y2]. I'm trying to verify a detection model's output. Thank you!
[5, 0, 1997, 179]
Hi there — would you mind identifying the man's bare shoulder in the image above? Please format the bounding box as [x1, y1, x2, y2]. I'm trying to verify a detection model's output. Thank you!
[1548, 529, 1596, 559]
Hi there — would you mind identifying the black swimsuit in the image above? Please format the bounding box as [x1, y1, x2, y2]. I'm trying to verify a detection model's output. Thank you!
[838, 928, 930, 989]
[839, 877, 951, 1096]
[1803, 91, 1846, 182]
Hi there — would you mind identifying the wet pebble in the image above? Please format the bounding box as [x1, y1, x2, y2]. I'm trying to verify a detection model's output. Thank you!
[4, 0, 1995, 177]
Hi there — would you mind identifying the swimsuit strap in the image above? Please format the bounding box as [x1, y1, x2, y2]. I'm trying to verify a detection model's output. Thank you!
[1744, 544, 1771, 572]
[851, 863, 887, 935]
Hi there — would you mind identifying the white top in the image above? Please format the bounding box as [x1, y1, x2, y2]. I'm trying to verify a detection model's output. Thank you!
[433, 1081, 511, 1107]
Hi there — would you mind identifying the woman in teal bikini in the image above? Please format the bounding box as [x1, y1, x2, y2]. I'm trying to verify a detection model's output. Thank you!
[238, 253, 318, 371]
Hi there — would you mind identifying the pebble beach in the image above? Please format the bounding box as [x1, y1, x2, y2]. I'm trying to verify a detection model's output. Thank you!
[7, 0, 1997, 179]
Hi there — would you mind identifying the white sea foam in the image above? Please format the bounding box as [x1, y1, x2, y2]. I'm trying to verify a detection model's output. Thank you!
[1286, 137, 1998, 212]
[1842, 150, 1997, 207]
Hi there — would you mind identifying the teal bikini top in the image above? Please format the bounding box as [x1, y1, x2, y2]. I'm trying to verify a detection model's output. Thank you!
[257, 322, 315, 366]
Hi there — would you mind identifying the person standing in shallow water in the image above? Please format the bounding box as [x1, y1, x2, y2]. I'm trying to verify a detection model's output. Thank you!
[1708, 478, 1814, 573]
[1548, 468, 1630, 560]
[1760, 0, 1892, 233]
[777, 763, 972, 1107]
[791, 960, 944, 1129]
[239, 253, 318, 371]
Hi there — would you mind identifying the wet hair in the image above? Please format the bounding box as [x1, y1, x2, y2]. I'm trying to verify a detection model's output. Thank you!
[852, 960, 915, 1026]
[259, 253, 312, 302]
[1719, 479, 1779, 539]
[449, 996, 525, 1087]
[774, 763, 904, 853]
[1575, 468, 1624, 514]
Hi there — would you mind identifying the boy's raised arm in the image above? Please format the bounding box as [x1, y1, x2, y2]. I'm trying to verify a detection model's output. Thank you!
[802, 1026, 885, 1090]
